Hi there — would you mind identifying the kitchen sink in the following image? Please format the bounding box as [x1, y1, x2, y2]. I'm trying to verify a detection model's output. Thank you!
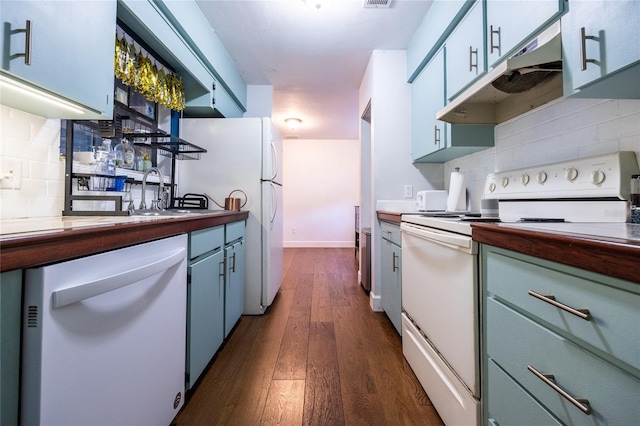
[130, 209, 227, 217]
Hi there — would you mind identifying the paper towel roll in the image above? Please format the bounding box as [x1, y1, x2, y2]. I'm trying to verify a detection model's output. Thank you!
[447, 169, 467, 212]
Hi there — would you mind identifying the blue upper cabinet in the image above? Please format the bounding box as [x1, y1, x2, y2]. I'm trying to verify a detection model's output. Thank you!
[411, 48, 447, 162]
[0, 0, 116, 119]
[485, 0, 564, 68]
[562, 0, 640, 99]
[445, 1, 486, 101]
[407, 0, 471, 81]
[117, 0, 246, 118]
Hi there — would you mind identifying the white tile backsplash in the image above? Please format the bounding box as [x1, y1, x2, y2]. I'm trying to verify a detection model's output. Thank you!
[1, 106, 64, 219]
[2, 95, 639, 220]
[446, 97, 640, 212]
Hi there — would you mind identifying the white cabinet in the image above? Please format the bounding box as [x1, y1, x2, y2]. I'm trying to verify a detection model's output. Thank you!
[445, 0, 485, 100]
[485, 0, 564, 67]
[562, 0, 640, 98]
[0, 0, 116, 119]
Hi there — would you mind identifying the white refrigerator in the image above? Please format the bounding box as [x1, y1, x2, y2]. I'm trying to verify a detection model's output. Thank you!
[179, 117, 283, 315]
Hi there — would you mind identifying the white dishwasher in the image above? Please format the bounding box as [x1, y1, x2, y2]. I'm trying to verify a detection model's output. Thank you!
[21, 234, 188, 426]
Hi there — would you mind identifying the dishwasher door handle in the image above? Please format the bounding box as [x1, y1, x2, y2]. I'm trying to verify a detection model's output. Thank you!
[401, 222, 473, 252]
[52, 247, 186, 309]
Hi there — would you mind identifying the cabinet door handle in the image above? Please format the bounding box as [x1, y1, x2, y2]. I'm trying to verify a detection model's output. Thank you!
[392, 252, 398, 272]
[434, 125, 440, 146]
[528, 290, 592, 320]
[469, 46, 478, 72]
[230, 252, 236, 273]
[527, 365, 592, 415]
[489, 25, 500, 55]
[579, 27, 597, 71]
[219, 259, 225, 279]
[16, 20, 32, 65]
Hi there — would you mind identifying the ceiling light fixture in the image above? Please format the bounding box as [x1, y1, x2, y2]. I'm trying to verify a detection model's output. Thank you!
[303, 0, 333, 10]
[285, 117, 302, 130]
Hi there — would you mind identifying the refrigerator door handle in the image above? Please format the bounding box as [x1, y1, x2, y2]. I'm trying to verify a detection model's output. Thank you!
[51, 247, 186, 308]
[270, 141, 278, 181]
[270, 181, 278, 224]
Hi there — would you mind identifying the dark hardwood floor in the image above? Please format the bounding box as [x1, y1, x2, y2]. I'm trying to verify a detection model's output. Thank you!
[173, 248, 444, 425]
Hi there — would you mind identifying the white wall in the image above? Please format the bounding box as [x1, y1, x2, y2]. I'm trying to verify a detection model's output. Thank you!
[0, 106, 64, 219]
[283, 138, 359, 247]
[445, 98, 640, 210]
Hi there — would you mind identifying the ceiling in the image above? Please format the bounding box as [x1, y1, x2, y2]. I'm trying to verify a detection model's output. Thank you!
[195, 0, 433, 140]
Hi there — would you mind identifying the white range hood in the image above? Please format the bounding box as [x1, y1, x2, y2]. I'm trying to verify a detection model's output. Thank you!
[437, 21, 563, 125]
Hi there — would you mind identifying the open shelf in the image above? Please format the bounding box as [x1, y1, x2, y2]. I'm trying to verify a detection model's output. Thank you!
[125, 132, 207, 160]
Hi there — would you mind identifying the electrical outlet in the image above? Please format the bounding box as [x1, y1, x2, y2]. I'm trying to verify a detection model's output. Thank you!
[404, 184, 413, 198]
[291, 227, 296, 234]
[0, 159, 22, 189]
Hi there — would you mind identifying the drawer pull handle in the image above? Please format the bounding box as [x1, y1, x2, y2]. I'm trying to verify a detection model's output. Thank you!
[528, 290, 592, 321]
[527, 365, 592, 415]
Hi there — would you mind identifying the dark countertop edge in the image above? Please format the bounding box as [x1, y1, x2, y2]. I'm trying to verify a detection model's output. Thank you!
[471, 223, 640, 284]
[0, 211, 249, 272]
[377, 211, 403, 223]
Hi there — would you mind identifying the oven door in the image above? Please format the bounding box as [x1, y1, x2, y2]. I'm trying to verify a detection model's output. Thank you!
[401, 222, 479, 395]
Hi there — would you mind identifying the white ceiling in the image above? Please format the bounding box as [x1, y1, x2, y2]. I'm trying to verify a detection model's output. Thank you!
[195, 0, 433, 140]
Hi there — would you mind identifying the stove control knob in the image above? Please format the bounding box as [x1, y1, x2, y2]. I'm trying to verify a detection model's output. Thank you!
[591, 170, 606, 185]
[536, 171, 548, 184]
[501, 177, 509, 188]
[521, 174, 530, 185]
[489, 182, 496, 193]
[566, 167, 579, 182]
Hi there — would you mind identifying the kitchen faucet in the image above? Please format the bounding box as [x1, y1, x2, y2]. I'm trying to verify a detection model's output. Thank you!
[139, 167, 167, 210]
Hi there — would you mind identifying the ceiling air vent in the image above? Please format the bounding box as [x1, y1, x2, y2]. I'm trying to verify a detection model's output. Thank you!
[363, 0, 391, 9]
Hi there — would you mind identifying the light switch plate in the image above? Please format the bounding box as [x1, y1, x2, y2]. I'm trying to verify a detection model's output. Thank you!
[404, 185, 413, 198]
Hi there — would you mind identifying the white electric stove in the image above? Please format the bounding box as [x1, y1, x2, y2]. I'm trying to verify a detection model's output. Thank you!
[400, 151, 639, 426]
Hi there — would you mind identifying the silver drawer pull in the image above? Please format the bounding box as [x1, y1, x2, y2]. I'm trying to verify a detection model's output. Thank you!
[528, 365, 592, 415]
[528, 290, 592, 321]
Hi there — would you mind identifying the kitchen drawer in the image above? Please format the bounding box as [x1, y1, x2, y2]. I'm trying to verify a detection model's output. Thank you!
[486, 297, 640, 425]
[380, 221, 401, 246]
[485, 249, 640, 370]
[225, 220, 245, 244]
[190, 226, 224, 260]
[486, 359, 560, 426]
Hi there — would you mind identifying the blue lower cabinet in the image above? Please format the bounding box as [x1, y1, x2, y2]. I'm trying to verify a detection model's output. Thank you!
[1, 270, 22, 426]
[187, 249, 224, 389]
[482, 245, 640, 425]
[224, 239, 245, 337]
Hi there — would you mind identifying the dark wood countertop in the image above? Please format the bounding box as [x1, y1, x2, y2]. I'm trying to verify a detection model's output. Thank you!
[377, 211, 403, 223]
[471, 222, 640, 284]
[0, 211, 248, 272]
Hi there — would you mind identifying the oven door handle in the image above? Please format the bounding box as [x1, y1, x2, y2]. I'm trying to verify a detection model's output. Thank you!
[401, 223, 473, 252]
